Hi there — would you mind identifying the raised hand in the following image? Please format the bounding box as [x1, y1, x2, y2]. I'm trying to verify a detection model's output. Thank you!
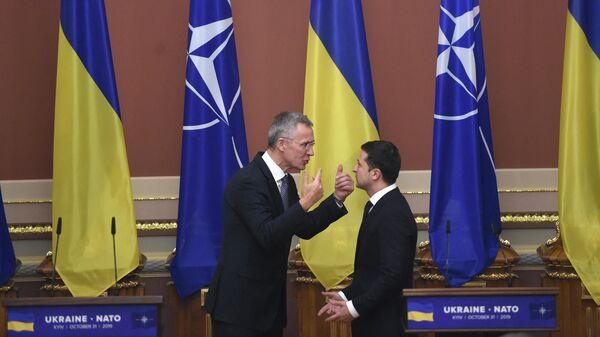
[300, 169, 324, 211]
[333, 164, 354, 202]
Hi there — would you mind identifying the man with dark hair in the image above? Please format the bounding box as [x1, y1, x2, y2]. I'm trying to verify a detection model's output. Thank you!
[319, 140, 417, 337]
[205, 111, 355, 337]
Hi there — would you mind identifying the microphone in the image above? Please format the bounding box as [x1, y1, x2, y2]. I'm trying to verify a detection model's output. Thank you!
[51, 217, 62, 297]
[111, 217, 118, 294]
[491, 223, 512, 286]
[444, 220, 451, 283]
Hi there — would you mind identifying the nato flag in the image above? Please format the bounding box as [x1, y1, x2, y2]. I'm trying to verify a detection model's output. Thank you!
[170, 0, 249, 297]
[429, 0, 501, 287]
[0, 187, 16, 286]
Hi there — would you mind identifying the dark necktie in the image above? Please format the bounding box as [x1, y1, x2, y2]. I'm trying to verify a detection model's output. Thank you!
[280, 175, 289, 209]
[362, 201, 373, 222]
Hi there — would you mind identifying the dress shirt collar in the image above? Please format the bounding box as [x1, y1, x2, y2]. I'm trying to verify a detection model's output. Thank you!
[369, 184, 398, 207]
[262, 151, 286, 184]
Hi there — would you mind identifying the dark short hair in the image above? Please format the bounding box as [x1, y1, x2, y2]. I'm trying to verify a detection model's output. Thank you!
[267, 111, 313, 148]
[361, 140, 401, 184]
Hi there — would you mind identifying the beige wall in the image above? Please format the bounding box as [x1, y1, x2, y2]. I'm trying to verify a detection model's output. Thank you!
[0, 0, 565, 180]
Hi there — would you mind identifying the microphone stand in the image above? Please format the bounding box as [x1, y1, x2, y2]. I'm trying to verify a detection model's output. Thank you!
[51, 217, 62, 297]
[111, 216, 118, 295]
[444, 220, 451, 283]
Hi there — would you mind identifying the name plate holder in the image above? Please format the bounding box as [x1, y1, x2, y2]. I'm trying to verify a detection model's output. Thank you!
[1, 296, 162, 337]
[403, 287, 558, 333]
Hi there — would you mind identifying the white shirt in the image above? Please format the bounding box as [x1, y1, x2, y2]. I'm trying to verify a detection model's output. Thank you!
[341, 183, 398, 318]
[262, 152, 286, 192]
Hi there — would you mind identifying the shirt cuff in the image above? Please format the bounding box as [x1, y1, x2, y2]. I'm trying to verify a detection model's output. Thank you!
[338, 291, 359, 318]
[333, 195, 344, 208]
[346, 300, 360, 318]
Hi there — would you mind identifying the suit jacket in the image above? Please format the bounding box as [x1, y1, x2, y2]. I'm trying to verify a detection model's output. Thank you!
[205, 153, 347, 331]
[343, 187, 417, 337]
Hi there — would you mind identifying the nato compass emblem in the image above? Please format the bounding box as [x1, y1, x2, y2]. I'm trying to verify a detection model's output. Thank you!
[183, 3, 245, 168]
[435, 4, 483, 120]
[435, 4, 495, 168]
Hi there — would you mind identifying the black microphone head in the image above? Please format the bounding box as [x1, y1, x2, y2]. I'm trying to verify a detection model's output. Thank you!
[445, 220, 451, 234]
[111, 217, 116, 235]
[56, 217, 62, 235]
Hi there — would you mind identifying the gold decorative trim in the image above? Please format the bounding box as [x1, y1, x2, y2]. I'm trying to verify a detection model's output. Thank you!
[4, 196, 178, 205]
[415, 216, 429, 224]
[134, 197, 178, 201]
[0, 284, 14, 292]
[546, 221, 561, 246]
[4, 189, 556, 205]
[420, 272, 516, 281]
[403, 188, 556, 196]
[498, 188, 557, 193]
[502, 214, 559, 223]
[10, 221, 178, 235]
[419, 273, 445, 281]
[415, 213, 558, 226]
[7, 214, 559, 235]
[499, 236, 511, 247]
[295, 276, 322, 284]
[546, 271, 579, 280]
[41, 281, 140, 292]
[477, 272, 516, 281]
[418, 240, 430, 249]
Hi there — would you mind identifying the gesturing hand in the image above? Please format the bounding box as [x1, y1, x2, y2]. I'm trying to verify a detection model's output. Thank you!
[333, 164, 354, 202]
[300, 169, 323, 211]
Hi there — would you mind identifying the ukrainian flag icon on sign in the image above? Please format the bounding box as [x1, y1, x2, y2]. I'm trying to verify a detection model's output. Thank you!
[408, 302, 434, 322]
[7, 311, 35, 334]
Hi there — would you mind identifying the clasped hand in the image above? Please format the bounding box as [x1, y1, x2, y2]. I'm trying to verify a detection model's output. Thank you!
[317, 291, 354, 322]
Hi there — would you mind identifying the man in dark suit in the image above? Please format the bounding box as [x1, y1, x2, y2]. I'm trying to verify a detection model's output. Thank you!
[319, 140, 418, 337]
[205, 111, 355, 337]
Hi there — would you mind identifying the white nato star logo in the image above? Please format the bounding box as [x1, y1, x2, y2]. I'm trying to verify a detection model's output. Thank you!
[436, 5, 486, 106]
[538, 305, 547, 316]
[184, 4, 241, 131]
[434, 4, 495, 170]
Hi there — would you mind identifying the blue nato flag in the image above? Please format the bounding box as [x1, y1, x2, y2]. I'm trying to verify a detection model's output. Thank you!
[429, 0, 501, 287]
[170, 0, 249, 297]
[0, 187, 16, 286]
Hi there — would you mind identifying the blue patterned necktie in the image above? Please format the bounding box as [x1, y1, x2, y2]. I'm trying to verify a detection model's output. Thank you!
[280, 175, 289, 209]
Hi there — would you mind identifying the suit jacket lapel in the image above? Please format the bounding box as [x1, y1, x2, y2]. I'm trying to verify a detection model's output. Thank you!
[356, 188, 401, 251]
[254, 153, 285, 214]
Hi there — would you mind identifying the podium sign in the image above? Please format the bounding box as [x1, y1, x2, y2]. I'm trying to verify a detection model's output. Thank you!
[2, 296, 161, 337]
[404, 287, 558, 332]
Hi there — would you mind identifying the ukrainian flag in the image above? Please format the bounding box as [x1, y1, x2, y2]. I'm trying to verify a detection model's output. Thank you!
[7, 312, 34, 333]
[407, 302, 434, 322]
[559, 0, 600, 305]
[301, 0, 379, 289]
[52, 0, 139, 297]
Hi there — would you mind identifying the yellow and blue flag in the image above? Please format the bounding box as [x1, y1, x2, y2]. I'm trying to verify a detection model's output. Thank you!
[429, 0, 501, 286]
[301, 0, 379, 289]
[559, 0, 600, 305]
[0, 187, 16, 286]
[407, 302, 434, 322]
[53, 0, 139, 297]
[7, 312, 34, 333]
[170, 0, 249, 297]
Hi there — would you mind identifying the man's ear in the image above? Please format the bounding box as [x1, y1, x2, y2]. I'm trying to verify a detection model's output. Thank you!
[276, 138, 286, 152]
[370, 168, 382, 181]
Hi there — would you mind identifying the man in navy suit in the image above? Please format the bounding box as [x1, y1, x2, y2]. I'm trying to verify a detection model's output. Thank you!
[205, 111, 355, 337]
[319, 140, 418, 337]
